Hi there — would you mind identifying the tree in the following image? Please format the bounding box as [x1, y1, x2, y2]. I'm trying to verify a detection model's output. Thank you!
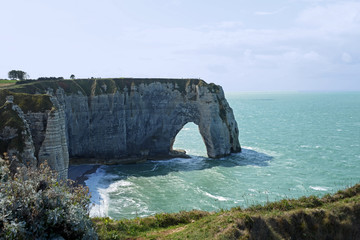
[8, 70, 28, 80]
[70, 74, 75, 79]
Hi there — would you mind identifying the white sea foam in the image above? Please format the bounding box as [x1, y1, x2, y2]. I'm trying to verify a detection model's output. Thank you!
[204, 192, 230, 201]
[159, 156, 203, 164]
[85, 166, 118, 218]
[309, 186, 329, 191]
[108, 180, 134, 190]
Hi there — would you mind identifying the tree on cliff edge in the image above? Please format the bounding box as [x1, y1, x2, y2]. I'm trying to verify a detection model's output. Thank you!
[8, 70, 28, 80]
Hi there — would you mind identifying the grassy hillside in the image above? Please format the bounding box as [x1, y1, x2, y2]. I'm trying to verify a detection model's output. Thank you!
[0, 80, 17, 83]
[0, 78, 222, 115]
[0, 79, 17, 88]
[0, 90, 53, 113]
[93, 184, 360, 239]
[1, 78, 221, 96]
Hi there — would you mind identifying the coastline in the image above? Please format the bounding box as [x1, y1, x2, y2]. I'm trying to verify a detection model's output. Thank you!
[68, 164, 100, 186]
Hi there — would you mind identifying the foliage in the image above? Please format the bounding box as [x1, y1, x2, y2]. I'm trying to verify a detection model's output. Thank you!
[70, 74, 75, 79]
[0, 155, 98, 239]
[8, 70, 28, 80]
[37, 77, 64, 81]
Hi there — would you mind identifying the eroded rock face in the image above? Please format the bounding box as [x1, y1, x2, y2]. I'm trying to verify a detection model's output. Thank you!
[0, 101, 37, 168]
[0, 79, 241, 178]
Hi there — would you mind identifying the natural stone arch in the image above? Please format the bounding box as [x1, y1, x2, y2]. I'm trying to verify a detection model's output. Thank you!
[166, 97, 238, 159]
[170, 121, 207, 157]
[0, 78, 241, 179]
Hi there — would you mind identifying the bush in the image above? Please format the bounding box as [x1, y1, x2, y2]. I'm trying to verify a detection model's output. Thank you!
[0, 155, 97, 239]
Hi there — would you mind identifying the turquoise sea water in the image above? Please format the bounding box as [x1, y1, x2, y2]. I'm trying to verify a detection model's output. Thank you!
[85, 92, 360, 219]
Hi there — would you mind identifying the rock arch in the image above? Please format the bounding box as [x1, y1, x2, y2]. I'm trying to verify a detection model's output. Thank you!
[170, 122, 207, 157]
[0, 78, 241, 178]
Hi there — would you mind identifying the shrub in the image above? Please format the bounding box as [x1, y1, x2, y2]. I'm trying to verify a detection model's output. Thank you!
[0, 155, 97, 239]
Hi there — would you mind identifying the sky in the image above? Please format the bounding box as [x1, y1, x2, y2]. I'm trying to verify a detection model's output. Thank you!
[1, 0, 359, 92]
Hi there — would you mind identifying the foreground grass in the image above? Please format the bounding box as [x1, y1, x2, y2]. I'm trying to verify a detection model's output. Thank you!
[93, 184, 360, 239]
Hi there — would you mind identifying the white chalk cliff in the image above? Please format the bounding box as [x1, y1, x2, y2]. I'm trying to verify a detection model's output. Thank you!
[0, 78, 241, 178]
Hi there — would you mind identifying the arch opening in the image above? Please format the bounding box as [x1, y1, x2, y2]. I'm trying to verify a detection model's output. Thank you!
[171, 122, 207, 157]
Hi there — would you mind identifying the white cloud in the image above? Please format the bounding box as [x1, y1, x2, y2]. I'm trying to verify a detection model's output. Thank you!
[304, 51, 321, 61]
[297, 2, 360, 33]
[217, 21, 243, 29]
[341, 52, 353, 63]
[254, 7, 286, 16]
[1, 0, 359, 91]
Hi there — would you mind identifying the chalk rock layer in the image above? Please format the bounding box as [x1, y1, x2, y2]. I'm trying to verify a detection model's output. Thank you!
[0, 78, 241, 178]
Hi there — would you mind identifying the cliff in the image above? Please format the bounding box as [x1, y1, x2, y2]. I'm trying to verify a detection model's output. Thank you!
[0, 78, 241, 178]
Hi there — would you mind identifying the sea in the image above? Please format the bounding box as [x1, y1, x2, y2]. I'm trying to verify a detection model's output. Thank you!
[84, 92, 360, 219]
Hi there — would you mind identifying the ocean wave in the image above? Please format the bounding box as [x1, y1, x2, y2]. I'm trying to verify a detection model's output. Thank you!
[309, 186, 329, 191]
[204, 192, 230, 201]
[194, 186, 231, 202]
[85, 166, 116, 218]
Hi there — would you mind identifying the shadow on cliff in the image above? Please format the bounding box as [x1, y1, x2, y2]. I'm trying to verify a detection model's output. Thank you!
[95, 148, 273, 180]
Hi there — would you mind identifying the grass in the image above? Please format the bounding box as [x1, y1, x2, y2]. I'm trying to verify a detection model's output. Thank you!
[0, 78, 223, 115]
[0, 90, 53, 113]
[0, 78, 221, 97]
[0, 80, 17, 83]
[93, 183, 360, 239]
[0, 79, 17, 88]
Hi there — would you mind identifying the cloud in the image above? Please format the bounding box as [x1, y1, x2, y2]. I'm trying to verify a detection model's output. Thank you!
[254, 7, 286, 16]
[303, 51, 321, 61]
[217, 21, 243, 29]
[1, 0, 359, 91]
[297, 1, 360, 33]
[341, 52, 353, 63]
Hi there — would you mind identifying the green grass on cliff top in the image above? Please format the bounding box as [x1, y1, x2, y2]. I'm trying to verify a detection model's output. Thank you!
[0, 80, 17, 88]
[0, 90, 53, 113]
[2, 78, 222, 96]
[93, 183, 360, 239]
[0, 78, 222, 114]
[0, 80, 17, 83]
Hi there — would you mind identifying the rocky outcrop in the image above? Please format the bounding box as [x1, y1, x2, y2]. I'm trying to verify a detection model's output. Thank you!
[0, 79, 241, 178]
[0, 96, 37, 167]
[0, 95, 68, 178]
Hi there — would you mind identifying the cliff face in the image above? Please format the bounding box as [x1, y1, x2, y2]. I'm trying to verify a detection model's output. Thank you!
[0, 94, 68, 179]
[0, 79, 240, 178]
[0, 96, 37, 167]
